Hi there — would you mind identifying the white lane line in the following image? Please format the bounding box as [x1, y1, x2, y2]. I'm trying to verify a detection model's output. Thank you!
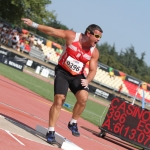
[0, 115, 5, 118]
[5, 130, 25, 146]
[0, 102, 47, 122]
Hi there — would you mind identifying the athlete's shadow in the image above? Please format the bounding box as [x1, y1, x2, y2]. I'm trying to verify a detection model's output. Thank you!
[80, 126, 143, 150]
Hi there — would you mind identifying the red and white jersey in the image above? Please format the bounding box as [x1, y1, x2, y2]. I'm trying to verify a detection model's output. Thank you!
[58, 33, 95, 75]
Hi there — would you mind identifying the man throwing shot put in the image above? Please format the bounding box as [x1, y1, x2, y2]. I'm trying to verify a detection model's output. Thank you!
[22, 18, 103, 144]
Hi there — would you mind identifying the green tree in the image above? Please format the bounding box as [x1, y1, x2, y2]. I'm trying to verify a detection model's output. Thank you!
[118, 45, 137, 68]
[0, 0, 56, 25]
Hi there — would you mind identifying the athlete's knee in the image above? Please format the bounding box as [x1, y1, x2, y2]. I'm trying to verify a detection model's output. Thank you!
[53, 94, 66, 107]
[76, 91, 88, 106]
[55, 94, 66, 100]
[77, 97, 87, 106]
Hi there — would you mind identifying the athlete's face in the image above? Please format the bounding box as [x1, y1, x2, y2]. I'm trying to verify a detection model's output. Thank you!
[87, 29, 102, 47]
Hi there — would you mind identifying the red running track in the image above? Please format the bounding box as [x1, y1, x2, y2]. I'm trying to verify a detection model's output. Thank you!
[0, 75, 139, 150]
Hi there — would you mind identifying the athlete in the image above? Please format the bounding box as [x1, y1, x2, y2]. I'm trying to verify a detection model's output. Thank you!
[21, 18, 103, 144]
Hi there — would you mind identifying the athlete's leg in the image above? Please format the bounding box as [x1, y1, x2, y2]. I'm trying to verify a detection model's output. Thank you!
[69, 74, 89, 120]
[48, 91, 67, 128]
[47, 66, 69, 144]
[48, 94, 65, 127]
[68, 89, 88, 136]
[72, 90, 88, 120]
[68, 74, 89, 136]
[48, 66, 69, 128]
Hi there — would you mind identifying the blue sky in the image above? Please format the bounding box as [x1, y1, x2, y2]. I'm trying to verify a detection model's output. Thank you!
[47, 0, 150, 66]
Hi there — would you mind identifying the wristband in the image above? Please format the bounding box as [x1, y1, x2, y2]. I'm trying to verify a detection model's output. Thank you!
[32, 22, 39, 28]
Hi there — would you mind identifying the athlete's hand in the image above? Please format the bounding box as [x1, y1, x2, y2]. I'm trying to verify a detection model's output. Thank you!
[81, 79, 89, 87]
[21, 18, 33, 26]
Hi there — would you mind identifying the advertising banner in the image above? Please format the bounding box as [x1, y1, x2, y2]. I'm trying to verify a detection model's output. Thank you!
[98, 62, 109, 72]
[125, 75, 141, 85]
[3, 58, 24, 71]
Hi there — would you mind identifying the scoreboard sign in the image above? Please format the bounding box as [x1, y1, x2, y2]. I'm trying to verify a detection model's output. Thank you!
[101, 97, 150, 149]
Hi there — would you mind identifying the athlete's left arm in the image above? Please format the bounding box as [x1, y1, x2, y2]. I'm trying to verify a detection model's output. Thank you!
[81, 48, 99, 87]
[87, 48, 99, 82]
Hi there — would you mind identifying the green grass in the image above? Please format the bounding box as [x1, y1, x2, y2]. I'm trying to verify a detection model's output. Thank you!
[0, 63, 108, 126]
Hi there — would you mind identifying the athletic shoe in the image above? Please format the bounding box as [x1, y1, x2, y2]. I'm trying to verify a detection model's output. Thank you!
[46, 131, 57, 144]
[68, 122, 80, 137]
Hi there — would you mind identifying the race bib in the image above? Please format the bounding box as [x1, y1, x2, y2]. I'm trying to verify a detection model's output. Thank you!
[65, 56, 83, 75]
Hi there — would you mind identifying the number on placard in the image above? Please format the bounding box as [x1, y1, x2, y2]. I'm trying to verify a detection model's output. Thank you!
[67, 60, 81, 72]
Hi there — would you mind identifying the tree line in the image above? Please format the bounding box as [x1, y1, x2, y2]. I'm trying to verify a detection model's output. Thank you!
[1, 0, 150, 83]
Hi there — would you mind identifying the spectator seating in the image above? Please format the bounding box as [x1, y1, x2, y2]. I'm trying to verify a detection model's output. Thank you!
[122, 80, 150, 102]
[93, 68, 150, 102]
[136, 88, 150, 102]
[93, 68, 128, 93]
[42, 45, 60, 65]
[123, 80, 138, 96]
[29, 46, 45, 61]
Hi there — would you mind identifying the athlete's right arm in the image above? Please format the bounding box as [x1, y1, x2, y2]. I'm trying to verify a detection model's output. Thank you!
[21, 18, 75, 45]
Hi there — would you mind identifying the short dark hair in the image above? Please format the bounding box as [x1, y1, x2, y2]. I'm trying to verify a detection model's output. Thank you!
[85, 24, 103, 35]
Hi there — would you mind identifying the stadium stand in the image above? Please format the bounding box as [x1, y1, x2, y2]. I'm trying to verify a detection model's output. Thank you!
[92, 66, 150, 103]
[29, 46, 45, 61]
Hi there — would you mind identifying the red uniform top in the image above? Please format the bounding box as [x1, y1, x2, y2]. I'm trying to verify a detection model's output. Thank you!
[58, 33, 95, 75]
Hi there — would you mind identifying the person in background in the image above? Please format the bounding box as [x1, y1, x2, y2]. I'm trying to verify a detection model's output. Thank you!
[7, 32, 13, 47]
[3, 30, 10, 45]
[19, 37, 26, 53]
[29, 34, 35, 47]
[37, 38, 43, 49]
[21, 18, 103, 145]
[109, 68, 115, 79]
[45, 52, 51, 63]
[12, 31, 20, 51]
[118, 84, 123, 96]
[0, 21, 3, 28]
